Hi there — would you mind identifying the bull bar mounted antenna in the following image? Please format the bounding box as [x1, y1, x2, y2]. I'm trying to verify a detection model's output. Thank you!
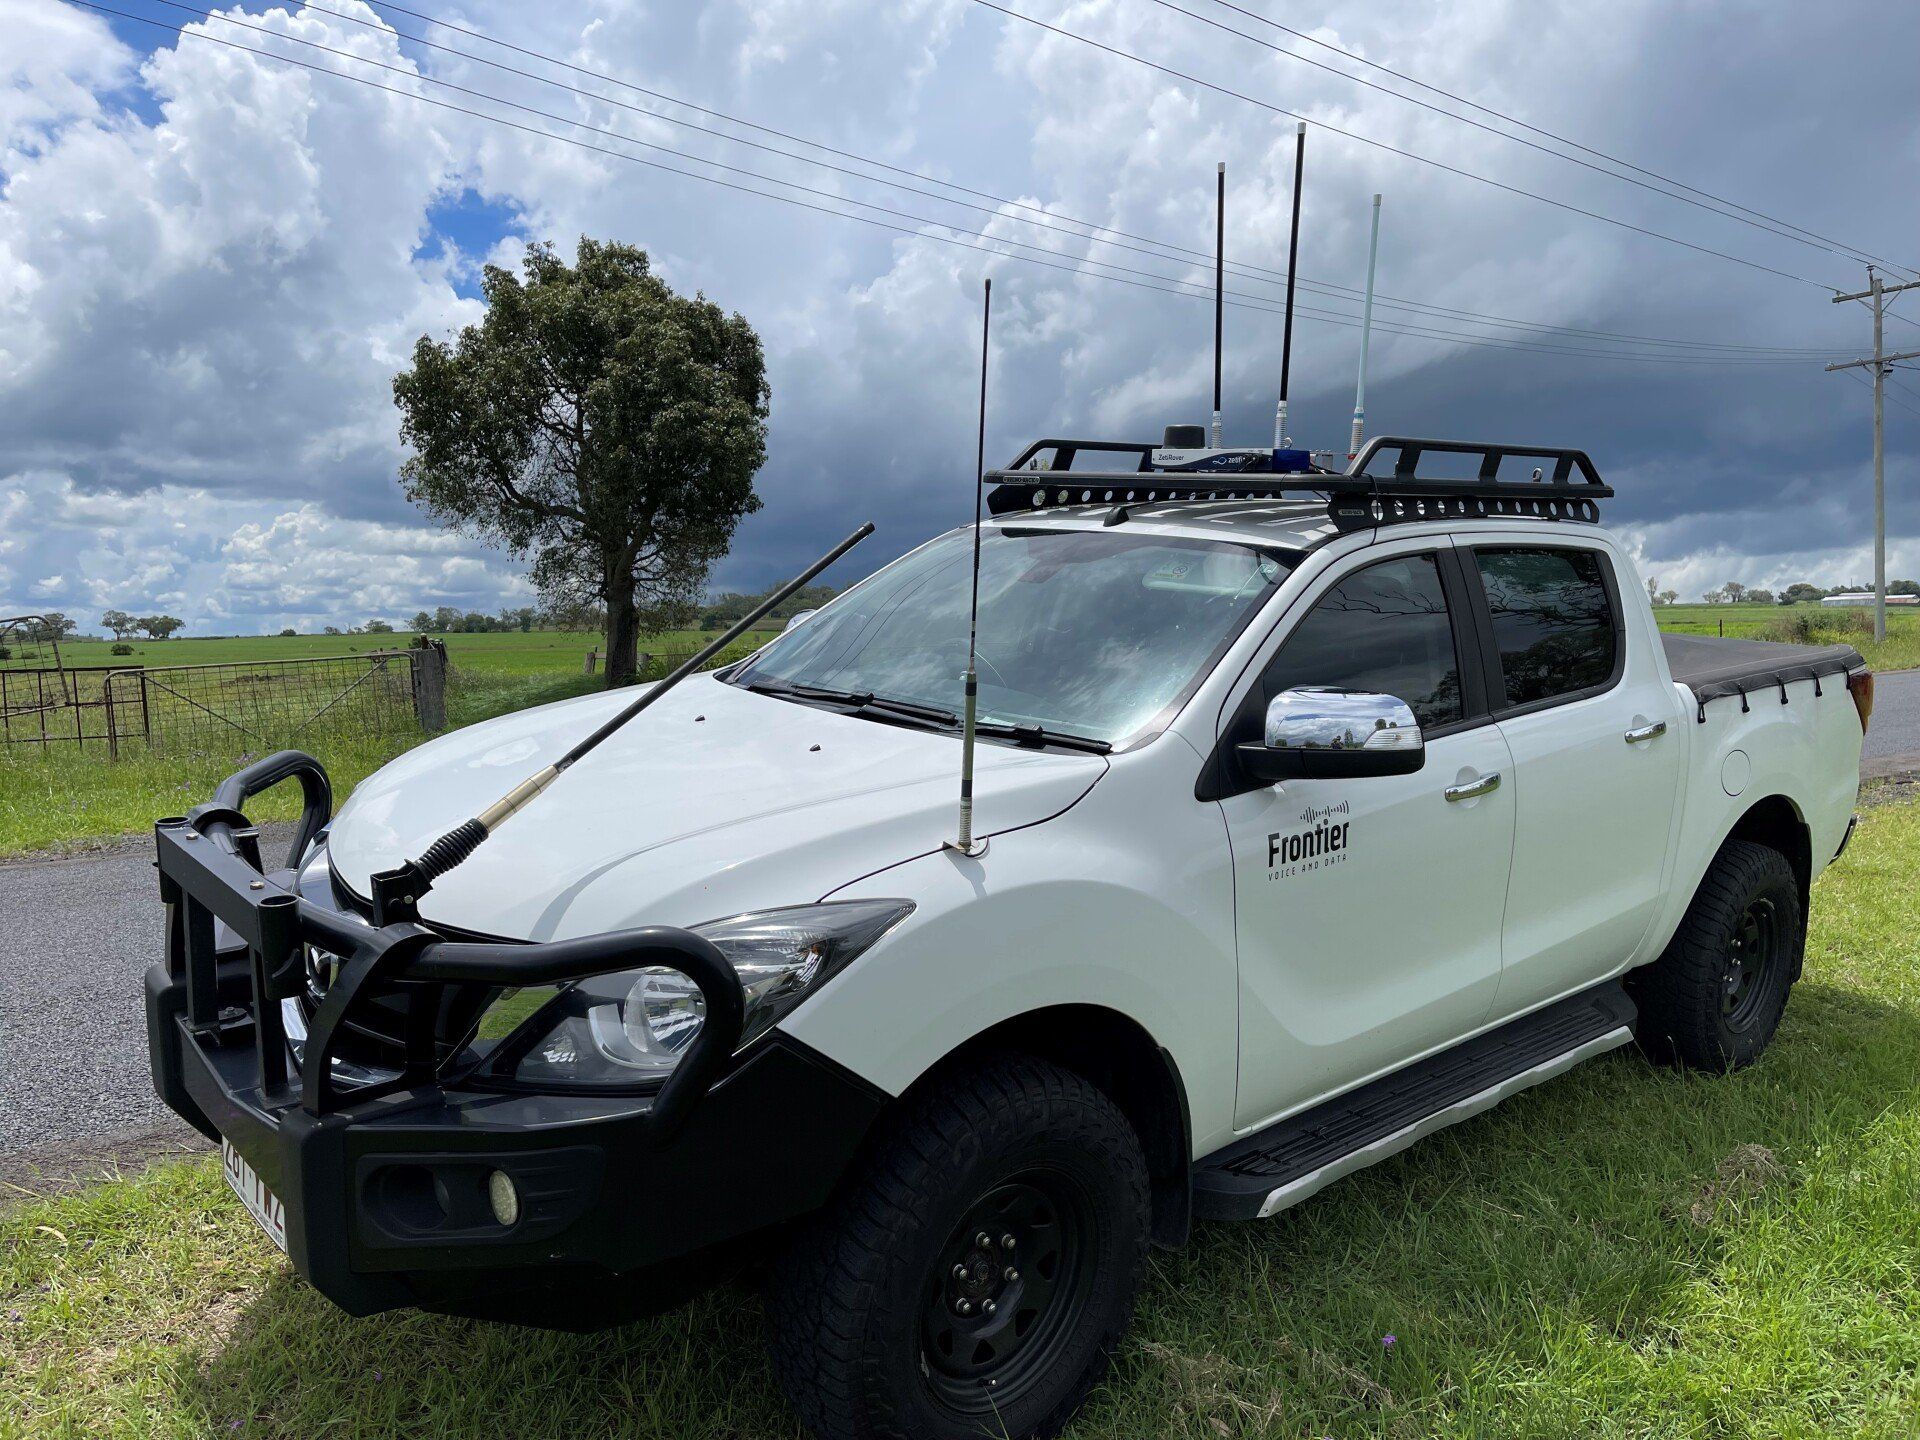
[369, 522, 876, 925]
[946, 276, 992, 859]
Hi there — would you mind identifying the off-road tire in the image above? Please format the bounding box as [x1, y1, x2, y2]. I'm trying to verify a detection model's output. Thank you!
[764, 1056, 1150, 1440]
[1632, 839, 1803, 1070]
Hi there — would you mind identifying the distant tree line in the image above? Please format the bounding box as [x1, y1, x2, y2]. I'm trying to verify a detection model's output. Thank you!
[697, 583, 837, 631]
[408, 606, 541, 634]
[98, 609, 185, 639]
[1644, 578, 1920, 607]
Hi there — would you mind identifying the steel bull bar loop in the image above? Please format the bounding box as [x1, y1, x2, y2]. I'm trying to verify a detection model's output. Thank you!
[153, 751, 743, 1136]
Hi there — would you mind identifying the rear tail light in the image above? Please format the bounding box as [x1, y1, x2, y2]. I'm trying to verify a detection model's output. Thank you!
[1848, 669, 1874, 732]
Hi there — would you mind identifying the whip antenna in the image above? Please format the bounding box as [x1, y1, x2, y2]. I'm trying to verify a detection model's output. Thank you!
[1274, 122, 1306, 448]
[370, 522, 876, 924]
[1211, 161, 1225, 447]
[948, 276, 992, 858]
[1350, 192, 1382, 459]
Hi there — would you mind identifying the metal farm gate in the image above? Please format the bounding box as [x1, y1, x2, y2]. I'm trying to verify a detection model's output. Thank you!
[0, 647, 447, 757]
[0, 664, 124, 751]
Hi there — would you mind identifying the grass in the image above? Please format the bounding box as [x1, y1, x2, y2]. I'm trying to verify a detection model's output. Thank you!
[1654, 605, 1920, 672]
[5, 796, 1919, 1438]
[6, 629, 778, 678]
[0, 671, 597, 857]
[0, 635, 775, 858]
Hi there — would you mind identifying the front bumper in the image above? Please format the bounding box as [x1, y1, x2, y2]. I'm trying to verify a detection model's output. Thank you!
[144, 751, 886, 1326]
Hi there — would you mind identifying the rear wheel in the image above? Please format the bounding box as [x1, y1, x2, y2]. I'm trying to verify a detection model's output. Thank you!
[1632, 839, 1803, 1070]
[764, 1056, 1149, 1440]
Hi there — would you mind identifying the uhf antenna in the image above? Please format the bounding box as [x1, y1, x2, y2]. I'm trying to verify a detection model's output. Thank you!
[370, 522, 876, 924]
[1211, 162, 1225, 448]
[947, 277, 992, 858]
[1274, 122, 1306, 449]
[1350, 192, 1382, 459]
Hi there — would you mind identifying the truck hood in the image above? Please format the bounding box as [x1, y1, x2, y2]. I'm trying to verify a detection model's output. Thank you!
[327, 672, 1104, 940]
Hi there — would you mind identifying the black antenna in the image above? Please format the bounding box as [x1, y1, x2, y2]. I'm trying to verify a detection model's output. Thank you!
[1274, 122, 1306, 447]
[370, 522, 875, 923]
[1211, 161, 1225, 447]
[949, 276, 991, 857]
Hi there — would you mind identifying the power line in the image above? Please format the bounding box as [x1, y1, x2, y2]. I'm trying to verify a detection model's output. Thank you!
[203, 0, 1847, 358]
[1842, 367, 1920, 420]
[79, 4, 1832, 370]
[969, 0, 1843, 291]
[1149, 0, 1883, 270]
[1179, 0, 1920, 279]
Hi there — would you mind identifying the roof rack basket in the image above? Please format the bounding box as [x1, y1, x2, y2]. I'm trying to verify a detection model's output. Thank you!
[983, 434, 1613, 529]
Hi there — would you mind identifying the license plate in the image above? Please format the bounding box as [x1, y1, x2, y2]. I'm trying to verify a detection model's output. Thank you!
[221, 1138, 288, 1253]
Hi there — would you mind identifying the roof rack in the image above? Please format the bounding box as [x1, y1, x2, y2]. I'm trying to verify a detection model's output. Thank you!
[983, 434, 1614, 530]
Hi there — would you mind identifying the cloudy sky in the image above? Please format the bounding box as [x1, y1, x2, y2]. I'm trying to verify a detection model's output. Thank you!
[4, 0, 1919, 633]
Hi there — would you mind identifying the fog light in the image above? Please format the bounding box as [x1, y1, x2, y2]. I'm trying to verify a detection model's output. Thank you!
[487, 1170, 520, 1228]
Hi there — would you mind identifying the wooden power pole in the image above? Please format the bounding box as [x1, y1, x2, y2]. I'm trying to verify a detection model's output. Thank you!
[1828, 267, 1920, 644]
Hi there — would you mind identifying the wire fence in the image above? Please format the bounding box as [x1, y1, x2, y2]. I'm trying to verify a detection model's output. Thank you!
[0, 633, 781, 759]
[0, 648, 442, 757]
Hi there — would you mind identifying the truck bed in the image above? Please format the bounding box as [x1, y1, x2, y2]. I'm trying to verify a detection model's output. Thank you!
[1662, 632, 1863, 713]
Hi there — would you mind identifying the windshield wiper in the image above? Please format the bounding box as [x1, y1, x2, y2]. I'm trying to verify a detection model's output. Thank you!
[972, 721, 1113, 754]
[744, 679, 1106, 751]
[744, 679, 959, 728]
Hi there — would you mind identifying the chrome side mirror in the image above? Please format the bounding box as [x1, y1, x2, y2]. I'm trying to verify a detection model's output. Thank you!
[1236, 686, 1425, 783]
[783, 609, 818, 632]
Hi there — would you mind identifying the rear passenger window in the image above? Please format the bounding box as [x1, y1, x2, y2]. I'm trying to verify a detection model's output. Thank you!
[1259, 553, 1464, 728]
[1473, 547, 1617, 708]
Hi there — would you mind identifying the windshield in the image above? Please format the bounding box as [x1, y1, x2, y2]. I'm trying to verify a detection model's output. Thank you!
[731, 526, 1287, 746]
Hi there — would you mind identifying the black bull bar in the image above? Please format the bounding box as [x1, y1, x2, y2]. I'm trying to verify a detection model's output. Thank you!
[151, 750, 743, 1134]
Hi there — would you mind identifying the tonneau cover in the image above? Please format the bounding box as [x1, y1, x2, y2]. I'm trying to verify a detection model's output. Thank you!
[1662, 632, 1863, 718]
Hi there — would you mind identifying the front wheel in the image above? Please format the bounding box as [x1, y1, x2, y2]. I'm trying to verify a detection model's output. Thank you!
[1632, 839, 1804, 1070]
[764, 1056, 1149, 1440]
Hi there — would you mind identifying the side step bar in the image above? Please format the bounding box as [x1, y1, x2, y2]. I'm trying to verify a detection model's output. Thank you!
[1194, 982, 1636, 1221]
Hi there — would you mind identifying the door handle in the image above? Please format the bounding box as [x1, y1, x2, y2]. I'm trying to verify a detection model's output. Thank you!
[1444, 771, 1501, 802]
[1624, 720, 1668, 744]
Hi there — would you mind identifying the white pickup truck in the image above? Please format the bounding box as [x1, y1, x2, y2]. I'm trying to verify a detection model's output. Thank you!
[145, 435, 1869, 1440]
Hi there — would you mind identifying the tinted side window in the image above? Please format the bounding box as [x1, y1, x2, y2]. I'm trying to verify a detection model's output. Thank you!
[1474, 547, 1617, 707]
[1260, 554, 1464, 728]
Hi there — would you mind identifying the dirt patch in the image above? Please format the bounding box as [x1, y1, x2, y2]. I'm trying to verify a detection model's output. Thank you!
[0, 1123, 212, 1210]
[1859, 770, 1920, 807]
[1685, 1142, 1785, 1228]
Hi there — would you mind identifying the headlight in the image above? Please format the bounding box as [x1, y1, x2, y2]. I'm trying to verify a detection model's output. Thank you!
[477, 899, 913, 1088]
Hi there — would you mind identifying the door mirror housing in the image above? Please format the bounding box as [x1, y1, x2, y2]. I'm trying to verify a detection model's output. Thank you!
[1236, 687, 1425, 783]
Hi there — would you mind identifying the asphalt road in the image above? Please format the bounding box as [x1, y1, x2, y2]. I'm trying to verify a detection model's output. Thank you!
[4, 681, 1917, 1168]
[1863, 669, 1920, 774]
[0, 823, 294, 1165]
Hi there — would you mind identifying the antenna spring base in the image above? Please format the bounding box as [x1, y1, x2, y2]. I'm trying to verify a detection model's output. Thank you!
[415, 818, 488, 882]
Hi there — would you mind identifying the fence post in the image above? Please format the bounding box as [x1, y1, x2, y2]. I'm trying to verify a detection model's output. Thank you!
[412, 640, 447, 732]
[583, 649, 598, 677]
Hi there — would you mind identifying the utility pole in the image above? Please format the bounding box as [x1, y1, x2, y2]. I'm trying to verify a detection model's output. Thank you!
[1828, 266, 1920, 644]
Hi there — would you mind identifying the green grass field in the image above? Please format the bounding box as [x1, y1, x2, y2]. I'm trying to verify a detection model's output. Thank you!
[1654, 604, 1920, 670]
[2, 605, 1913, 859]
[9, 628, 777, 678]
[4, 792, 1918, 1438]
[0, 632, 777, 857]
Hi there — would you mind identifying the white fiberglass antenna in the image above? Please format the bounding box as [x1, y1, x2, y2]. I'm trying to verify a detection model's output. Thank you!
[1273, 122, 1306, 449]
[948, 277, 992, 858]
[1350, 192, 1382, 459]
